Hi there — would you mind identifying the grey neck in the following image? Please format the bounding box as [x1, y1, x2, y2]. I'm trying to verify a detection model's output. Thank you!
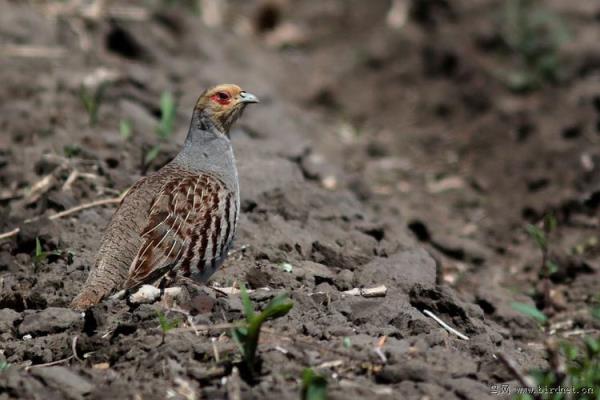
[172, 110, 238, 192]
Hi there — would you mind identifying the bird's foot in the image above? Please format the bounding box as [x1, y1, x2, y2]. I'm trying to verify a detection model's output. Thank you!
[128, 284, 183, 305]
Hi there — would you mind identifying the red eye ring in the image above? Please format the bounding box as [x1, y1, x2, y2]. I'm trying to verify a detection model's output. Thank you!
[211, 91, 231, 105]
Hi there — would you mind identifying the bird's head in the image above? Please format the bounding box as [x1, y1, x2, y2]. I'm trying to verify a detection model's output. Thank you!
[195, 84, 259, 135]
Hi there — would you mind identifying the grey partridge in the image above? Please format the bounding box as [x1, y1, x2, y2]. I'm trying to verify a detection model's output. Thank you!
[70, 84, 259, 311]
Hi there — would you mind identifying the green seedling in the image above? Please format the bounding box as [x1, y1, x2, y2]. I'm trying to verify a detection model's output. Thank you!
[501, 0, 569, 92]
[525, 214, 558, 313]
[231, 283, 293, 379]
[301, 368, 327, 400]
[592, 306, 600, 321]
[34, 237, 43, 263]
[79, 82, 107, 126]
[0, 361, 10, 372]
[512, 304, 600, 399]
[511, 220, 600, 399]
[161, 0, 200, 14]
[63, 144, 81, 158]
[145, 91, 177, 166]
[144, 145, 161, 165]
[342, 337, 352, 349]
[156, 310, 180, 344]
[65, 250, 75, 265]
[156, 91, 176, 139]
[525, 213, 556, 252]
[516, 338, 600, 400]
[511, 302, 547, 325]
[572, 236, 598, 256]
[32, 237, 60, 269]
[120, 119, 133, 141]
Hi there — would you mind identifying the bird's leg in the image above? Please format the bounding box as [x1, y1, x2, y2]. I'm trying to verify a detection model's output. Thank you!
[124, 288, 137, 310]
[159, 271, 179, 307]
[158, 277, 168, 298]
[158, 270, 178, 295]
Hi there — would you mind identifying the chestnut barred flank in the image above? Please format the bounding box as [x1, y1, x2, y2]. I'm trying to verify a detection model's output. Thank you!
[123, 169, 238, 291]
[70, 84, 257, 310]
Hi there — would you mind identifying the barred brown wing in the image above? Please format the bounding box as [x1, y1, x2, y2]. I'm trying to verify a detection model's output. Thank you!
[123, 172, 235, 290]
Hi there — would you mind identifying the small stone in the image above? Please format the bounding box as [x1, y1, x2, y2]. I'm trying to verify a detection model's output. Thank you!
[245, 267, 270, 289]
[16, 218, 60, 253]
[31, 366, 94, 398]
[223, 296, 243, 313]
[314, 282, 337, 295]
[0, 252, 17, 272]
[34, 157, 62, 176]
[376, 362, 431, 384]
[334, 269, 354, 291]
[432, 235, 493, 265]
[47, 191, 78, 211]
[18, 307, 81, 337]
[0, 308, 21, 334]
[299, 261, 335, 284]
[190, 293, 216, 314]
[327, 326, 354, 337]
[354, 249, 437, 292]
[249, 289, 277, 302]
[322, 175, 337, 190]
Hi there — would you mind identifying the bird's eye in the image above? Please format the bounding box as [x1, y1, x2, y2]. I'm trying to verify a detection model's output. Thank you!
[211, 91, 232, 105]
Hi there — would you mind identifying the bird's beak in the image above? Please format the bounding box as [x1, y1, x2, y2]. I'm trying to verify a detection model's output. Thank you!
[239, 91, 259, 104]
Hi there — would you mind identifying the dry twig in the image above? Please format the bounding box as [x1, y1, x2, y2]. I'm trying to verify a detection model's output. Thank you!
[72, 336, 83, 362]
[168, 322, 240, 335]
[226, 367, 241, 400]
[43, 0, 148, 21]
[24, 356, 74, 371]
[373, 336, 388, 363]
[0, 194, 125, 241]
[422, 309, 469, 340]
[343, 285, 387, 298]
[0, 45, 66, 58]
[497, 352, 542, 400]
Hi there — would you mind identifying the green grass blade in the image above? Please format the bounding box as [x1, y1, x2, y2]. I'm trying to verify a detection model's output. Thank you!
[120, 119, 132, 140]
[239, 283, 255, 320]
[157, 91, 176, 139]
[525, 224, 547, 250]
[145, 145, 161, 164]
[35, 237, 43, 258]
[261, 293, 293, 321]
[302, 368, 327, 400]
[511, 302, 547, 324]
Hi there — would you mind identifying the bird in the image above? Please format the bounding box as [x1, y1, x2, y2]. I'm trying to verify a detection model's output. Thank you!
[70, 84, 259, 311]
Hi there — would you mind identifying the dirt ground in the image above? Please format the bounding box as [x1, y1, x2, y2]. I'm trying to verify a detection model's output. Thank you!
[0, 0, 599, 399]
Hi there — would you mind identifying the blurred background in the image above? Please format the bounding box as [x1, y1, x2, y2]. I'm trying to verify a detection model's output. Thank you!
[2, 0, 598, 293]
[0, 0, 599, 398]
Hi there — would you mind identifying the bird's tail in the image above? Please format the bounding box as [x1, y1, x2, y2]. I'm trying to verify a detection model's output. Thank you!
[70, 263, 127, 311]
[70, 287, 107, 311]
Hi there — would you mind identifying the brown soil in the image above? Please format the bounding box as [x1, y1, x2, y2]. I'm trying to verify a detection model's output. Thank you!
[0, 1, 598, 399]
